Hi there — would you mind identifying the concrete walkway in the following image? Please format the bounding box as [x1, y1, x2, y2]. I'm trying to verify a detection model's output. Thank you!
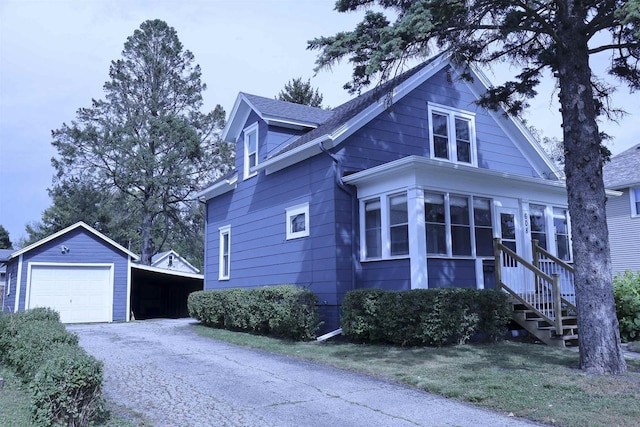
[68, 319, 542, 427]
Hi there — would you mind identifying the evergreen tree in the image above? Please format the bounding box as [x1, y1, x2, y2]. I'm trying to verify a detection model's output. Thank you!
[50, 20, 233, 264]
[0, 225, 12, 249]
[277, 77, 324, 107]
[309, 0, 640, 374]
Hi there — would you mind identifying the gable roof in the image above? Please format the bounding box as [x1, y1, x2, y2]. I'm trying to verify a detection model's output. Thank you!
[151, 249, 200, 273]
[603, 143, 640, 189]
[8, 221, 139, 261]
[222, 93, 333, 143]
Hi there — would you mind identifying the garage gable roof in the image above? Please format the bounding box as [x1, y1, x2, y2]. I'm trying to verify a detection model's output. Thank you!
[10, 221, 139, 261]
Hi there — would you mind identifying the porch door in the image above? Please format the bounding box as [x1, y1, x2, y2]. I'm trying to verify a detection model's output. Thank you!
[496, 207, 525, 292]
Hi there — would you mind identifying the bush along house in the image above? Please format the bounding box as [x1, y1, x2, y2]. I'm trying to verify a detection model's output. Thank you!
[197, 53, 580, 346]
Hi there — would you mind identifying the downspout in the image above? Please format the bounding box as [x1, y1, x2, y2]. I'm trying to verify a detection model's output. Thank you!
[318, 141, 358, 324]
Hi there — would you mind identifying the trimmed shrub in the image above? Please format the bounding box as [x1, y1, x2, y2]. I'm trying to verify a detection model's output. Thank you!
[613, 271, 640, 342]
[188, 285, 320, 340]
[0, 308, 105, 426]
[341, 288, 510, 346]
[30, 343, 104, 427]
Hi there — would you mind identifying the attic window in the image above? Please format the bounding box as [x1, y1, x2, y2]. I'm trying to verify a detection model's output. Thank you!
[168, 255, 174, 267]
[243, 123, 259, 180]
[427, 102, 476, 166]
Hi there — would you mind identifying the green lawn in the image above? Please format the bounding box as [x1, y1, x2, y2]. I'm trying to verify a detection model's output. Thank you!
[194, 325, 640, 427]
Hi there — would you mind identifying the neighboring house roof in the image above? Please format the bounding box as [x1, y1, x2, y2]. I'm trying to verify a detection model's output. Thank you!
[8, 222, 139, 261]
[151, 249, 200, 274]
[603, 143, 640, 189]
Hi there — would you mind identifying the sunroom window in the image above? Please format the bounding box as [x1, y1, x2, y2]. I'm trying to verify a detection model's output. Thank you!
[632, 187, 640, 217]
[530, 204, 548, 250]
[389, 194, 409, 256]
[553, 208, 571, 261]
[425, 192, 493, 257]
[364, 199, 382, 258]
[428, 103, 476, 165]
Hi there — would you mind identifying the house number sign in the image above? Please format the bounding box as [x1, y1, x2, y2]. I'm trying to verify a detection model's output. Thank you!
[523, 212, 530, 234]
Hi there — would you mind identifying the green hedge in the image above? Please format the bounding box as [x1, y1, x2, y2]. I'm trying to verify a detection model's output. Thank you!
[0, 308, 104, 426]
[188, 285, 320, 340]
[613, 271, 640, 342]
[341, 288, 511, 346]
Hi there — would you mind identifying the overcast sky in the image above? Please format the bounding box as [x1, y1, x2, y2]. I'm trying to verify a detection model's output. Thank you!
[1, 0, 638, 245]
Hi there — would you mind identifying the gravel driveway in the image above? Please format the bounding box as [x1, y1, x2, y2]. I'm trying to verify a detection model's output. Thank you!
[68, 319, 540, 427]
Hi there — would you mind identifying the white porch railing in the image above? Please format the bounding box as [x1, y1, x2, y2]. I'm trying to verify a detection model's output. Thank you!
[493, 238, 575, 335]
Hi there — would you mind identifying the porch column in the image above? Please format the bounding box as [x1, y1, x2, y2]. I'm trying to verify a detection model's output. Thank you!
[408, 186, 428, 289]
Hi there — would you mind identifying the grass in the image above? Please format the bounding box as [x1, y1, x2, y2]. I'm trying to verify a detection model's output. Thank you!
[194, 325, 640, 427]
[0, 363, 150, 427]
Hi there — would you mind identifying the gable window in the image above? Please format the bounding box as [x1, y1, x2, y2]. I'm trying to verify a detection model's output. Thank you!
[286, 203, 309, 240]
[632, 188, 640, 217]
[219, 225, 231, 280]
[243, 123, 258, 180]
[425, 192, 493, 257]
[427, 103, 476, 165]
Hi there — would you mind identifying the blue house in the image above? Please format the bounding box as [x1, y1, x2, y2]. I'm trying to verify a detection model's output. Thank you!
[197, 54, 573, 333]
[2, 222, 138, 323]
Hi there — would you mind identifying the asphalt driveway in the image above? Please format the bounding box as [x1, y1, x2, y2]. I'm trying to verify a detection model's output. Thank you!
[68, 319, 540, 427]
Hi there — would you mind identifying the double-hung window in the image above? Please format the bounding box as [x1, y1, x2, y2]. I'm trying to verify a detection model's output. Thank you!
[219, 225, 231, 280]
[286, 203, 309, 240]
[632, 187, 640, 217]
[361, 193, 409, 259]
[529, 204, 548, 250]
[6, 272, 11, 296]
[425, 191, 493, 257]
[553, 208, 571, 261]
[243, 123, 258, 180]
[428, 103, 476, 165]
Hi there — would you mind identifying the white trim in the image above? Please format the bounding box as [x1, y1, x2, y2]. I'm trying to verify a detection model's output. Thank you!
[130, 263, 204, 280]
[126, 258, 132, 321]
[285, 203, 310, 240]
[151, 249, 200, 274]
[14, 254, 22, 313]
[631, 187, 640, 217]
[25, 262, 115, 323]
[9, 222, 139, 261]
[197, 173, 238, 201]
[243, 122, 259, 180]
[218, 225, 231, 281]
[427, 102, 477, 166]
[6, 272, 11, 296]
[254, 55, 451, 175]
[408, 187, 427, 289]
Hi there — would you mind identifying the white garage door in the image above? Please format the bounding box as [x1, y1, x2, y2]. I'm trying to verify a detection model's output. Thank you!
[28, 265, 113, 323]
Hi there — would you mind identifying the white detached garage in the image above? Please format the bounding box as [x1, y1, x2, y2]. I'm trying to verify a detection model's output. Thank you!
[2, 222, 138, 323]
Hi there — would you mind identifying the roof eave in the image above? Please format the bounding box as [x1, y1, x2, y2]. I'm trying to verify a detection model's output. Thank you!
[196, 173, 238, 201]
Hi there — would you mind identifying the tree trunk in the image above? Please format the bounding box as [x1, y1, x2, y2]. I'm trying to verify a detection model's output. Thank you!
[140, 208, 154, 266]
[556, 1, 626, 374]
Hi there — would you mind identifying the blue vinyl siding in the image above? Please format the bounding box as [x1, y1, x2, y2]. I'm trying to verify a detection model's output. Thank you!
[359, 259, 411, 291]
[2, 260, 19, 313]
[339, 67, 537, 177]
[205, 149, 349, 313]
[427, 258, 477, 288]
[12, 228, 130, 320]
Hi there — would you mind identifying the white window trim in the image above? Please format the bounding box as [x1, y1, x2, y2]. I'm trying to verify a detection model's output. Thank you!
[243, 122, 259, 180]
[360, 192, 411, 261]
[218, 225, 231, 280]
[427, 102, 477, 166]
[6, 272, 11, 296]
[286, 203, 310, 240]
[631, 187, 640, 217]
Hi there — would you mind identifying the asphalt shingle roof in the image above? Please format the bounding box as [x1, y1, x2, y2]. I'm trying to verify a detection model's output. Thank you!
[603, 143, 640, 189]
[241, 93, 333, 126]
[274, 57, 438, 156]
